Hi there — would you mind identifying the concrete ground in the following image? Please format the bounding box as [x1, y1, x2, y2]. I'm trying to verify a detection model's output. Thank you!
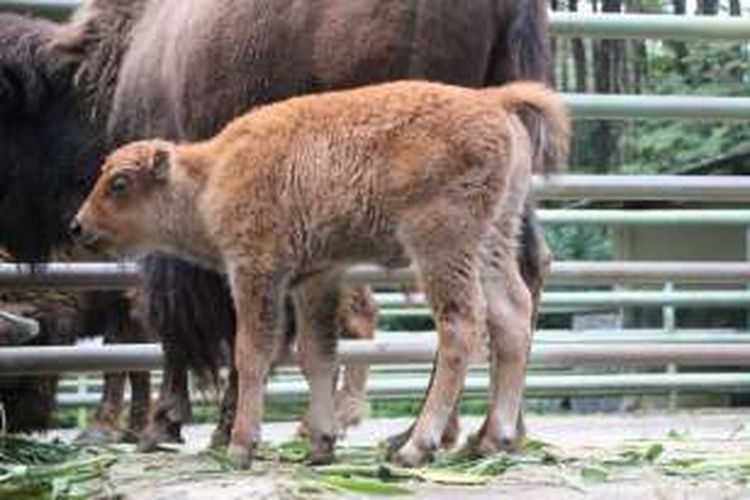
[52, 410, 750, 499]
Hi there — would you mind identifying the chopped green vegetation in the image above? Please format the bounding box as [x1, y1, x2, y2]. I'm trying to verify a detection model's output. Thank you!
[250, 435, 749, 496]
[0, 436, 117, 500]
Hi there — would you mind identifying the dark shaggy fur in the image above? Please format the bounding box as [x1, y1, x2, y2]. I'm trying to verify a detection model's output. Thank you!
[0, 15, 98, 261]
[0, 15, 151, 436]
[55, 0, 551, 444]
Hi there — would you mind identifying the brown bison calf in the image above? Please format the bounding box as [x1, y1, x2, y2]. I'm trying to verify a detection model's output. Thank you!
[73, 80, 569, 469]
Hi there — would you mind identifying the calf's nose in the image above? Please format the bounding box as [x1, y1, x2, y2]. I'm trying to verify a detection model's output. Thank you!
[69, 219, 83, 241]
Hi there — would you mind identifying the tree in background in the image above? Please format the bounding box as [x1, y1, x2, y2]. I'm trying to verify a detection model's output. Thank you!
[546, 0, 749, 262]
[551, 0, 750, 175]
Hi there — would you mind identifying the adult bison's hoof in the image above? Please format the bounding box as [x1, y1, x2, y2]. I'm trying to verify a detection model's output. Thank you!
[137, 422, 184, 452]
[228, 443, 253, 470]
[75, 424, 122, 445]
[308, 434, 336, 465]
[119, 428, 143, 444]
[389, 440, 433, 468]
[209, 425, 231, 449]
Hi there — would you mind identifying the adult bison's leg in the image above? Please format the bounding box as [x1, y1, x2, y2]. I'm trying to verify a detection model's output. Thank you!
[512, 201, 551, 439]
[227, 261, 288, 470]
[75, 372, 126, 444]
[209, 368, 237, 449]
[126, 371, 151, 440]
[76, 294, 130, 445]
[138, 257, 234, 450]
[137, 363, 191, 451]
[292, 271, 343, 465]
[518, 201, 551, 329]
[123, 312, 153, 442]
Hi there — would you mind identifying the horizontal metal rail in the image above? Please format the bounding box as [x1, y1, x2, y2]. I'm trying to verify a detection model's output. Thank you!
[2, 3, 748, 41]
[534, 175, 750, 201]
[538, 209, 750, 226]
[54, 372, 750, 406]
[1, 341, 749, 375]
[348, 262, 750, 286]
[551, 12, 750, 40]
[563, 93, 750, 121]
[2, 260, 750, 290]
[378, 290, 750, 309]
[373, 330, 750, 345]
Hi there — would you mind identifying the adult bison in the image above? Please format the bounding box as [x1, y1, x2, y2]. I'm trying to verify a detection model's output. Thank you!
[55, 0, 552, 459]
[0, 14, 152, 441]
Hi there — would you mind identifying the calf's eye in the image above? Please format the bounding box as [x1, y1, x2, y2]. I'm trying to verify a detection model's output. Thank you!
[107, 174, 130, 198]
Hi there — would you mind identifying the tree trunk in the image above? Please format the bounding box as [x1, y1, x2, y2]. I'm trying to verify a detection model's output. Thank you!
[549, 0, 559, 88]
[570, 0, 587, 93]
[590, 0, 625, 171]
[625, 0, 649, 94]
[696, 0, 719, 15]
[730, 0, 741, 16]
[668, 0, 689, 79]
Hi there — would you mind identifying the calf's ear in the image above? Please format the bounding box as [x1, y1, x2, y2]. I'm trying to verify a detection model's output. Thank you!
[150, 146, 171, 183]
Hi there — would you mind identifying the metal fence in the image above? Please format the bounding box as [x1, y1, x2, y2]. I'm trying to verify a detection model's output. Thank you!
[1, 4, 750, 405]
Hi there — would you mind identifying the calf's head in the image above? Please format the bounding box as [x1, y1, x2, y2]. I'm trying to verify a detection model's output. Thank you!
[71, 140, 173, 256]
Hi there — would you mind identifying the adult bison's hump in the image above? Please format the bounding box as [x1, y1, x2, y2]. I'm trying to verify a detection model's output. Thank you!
[108, 0, 503, 144]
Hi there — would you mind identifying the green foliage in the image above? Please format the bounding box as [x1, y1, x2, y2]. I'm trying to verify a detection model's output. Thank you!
[619, 40, 750, 173]
[544, 226, 613, 261]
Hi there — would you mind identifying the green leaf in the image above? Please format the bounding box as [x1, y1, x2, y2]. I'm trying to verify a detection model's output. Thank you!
[417, 468, 490, 486]
[580, 465, 609, 484]
[318, 474, 412, 496]
[644, 443, 664, 463]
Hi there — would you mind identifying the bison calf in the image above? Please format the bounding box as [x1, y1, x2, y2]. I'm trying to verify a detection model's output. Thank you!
[73, 80, 568, 469]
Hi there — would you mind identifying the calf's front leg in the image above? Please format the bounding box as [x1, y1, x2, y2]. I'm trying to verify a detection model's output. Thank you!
[292, 271, 343, 464]
[227, 262, 287, 470]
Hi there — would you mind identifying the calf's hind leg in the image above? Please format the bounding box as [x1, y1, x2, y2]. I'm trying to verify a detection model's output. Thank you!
[390, 214, 485, 467]
[386, 203, 547, 455]
[473, 229, 534, 454]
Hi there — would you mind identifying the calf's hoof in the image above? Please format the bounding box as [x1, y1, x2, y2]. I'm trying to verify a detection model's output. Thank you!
[389, 440, 434, 468]
[384, 427, 413, 459]
[471, 424, 524, 456]
[386, 421, 457, 459]
[441, 417, 460, 450]
[228, 442, 254, 470]
[308, 434, 336, 465]
[334, 394, 367, 434]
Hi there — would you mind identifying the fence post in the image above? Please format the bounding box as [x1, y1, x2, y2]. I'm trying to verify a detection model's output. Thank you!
[76, 374, 88, 428]
[663, 282, 678, 411]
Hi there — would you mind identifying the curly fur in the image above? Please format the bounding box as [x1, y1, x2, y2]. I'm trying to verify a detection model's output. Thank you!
[55, 0, 552, 383]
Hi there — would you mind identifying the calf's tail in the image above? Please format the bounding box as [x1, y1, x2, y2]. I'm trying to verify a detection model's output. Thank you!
[485, 81, 570, 175]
